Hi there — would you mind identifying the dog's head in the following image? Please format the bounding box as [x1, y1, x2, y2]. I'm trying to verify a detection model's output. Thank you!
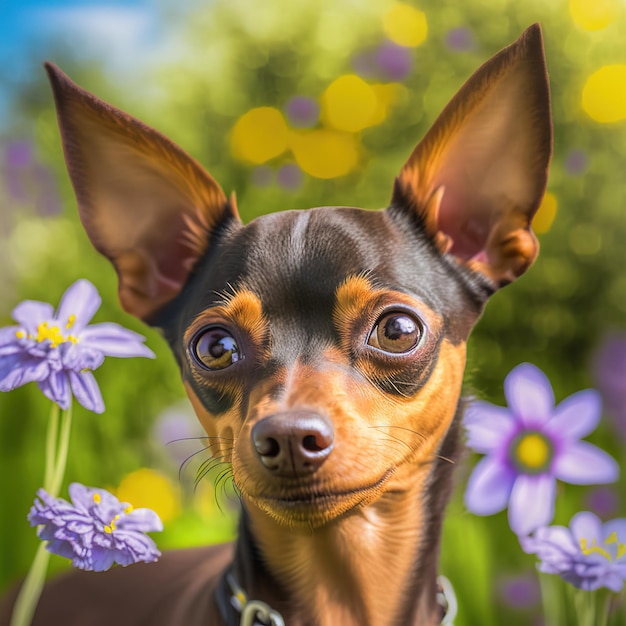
[46, 24, 551, 528]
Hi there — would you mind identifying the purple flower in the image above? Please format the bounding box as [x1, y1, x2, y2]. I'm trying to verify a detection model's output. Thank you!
[585, 486, 620, 519]
[284, 96, 320, 128]
[593, 332, 626, 441]
[374, 41, 413, 81]
[277, 163, 303, 190]
[498, 573, 540, 609]
[521, 511, 626, 592]
[464, 363, 618, 535]
[28, 483, 163, 572]
[0, 279, 154, 412]
[445, 27, 475, 52]
[564, 149, 589, 176]
[5, 141, 33, 169]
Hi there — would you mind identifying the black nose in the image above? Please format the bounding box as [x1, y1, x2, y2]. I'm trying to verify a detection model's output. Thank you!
[252, 411, 334, 477]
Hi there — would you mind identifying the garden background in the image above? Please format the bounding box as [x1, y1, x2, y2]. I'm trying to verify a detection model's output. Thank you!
[1, 0, 625, 623]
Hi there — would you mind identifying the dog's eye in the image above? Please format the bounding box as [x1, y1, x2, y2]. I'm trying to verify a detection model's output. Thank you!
[193, 327, 242, 370]
[368, 312, 421, 354]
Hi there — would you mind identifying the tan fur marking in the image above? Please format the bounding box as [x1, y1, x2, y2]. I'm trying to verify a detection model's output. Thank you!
[242, 339, 466, 626]
[184, 288, 268, 358]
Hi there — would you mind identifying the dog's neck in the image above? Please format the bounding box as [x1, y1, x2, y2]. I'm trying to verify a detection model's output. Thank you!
[229, 413, 462, 626]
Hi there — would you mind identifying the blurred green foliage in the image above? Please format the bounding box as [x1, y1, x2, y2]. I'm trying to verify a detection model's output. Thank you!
[1, 0, 626, 623]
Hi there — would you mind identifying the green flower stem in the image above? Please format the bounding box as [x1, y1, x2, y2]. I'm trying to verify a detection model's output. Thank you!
[11, 403, 73, 626]
[43, 403, 60, 493]
[9, 542, 51, 626]
[539, 572, 615, 626]
[48, 403, 73, 498]
[539, 572, 567, 626]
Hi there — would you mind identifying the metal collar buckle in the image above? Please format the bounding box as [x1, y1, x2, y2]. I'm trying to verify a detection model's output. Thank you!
[224, 571, 456, 625]
[227, 572, 285, 626]
[437, 575, 458, 625]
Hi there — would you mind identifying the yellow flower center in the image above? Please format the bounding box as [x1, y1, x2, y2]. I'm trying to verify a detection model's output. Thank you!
[515, 433, 551, 469]
[93, 493, 134, 535]
[509, 431, 554, 475]
[15, 318, 78, 348]
[580, 532, 626, 561]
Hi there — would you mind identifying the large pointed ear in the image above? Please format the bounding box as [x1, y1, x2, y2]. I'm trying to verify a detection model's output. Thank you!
[390, 23, 552, 288]
[45, 63, 241, 322]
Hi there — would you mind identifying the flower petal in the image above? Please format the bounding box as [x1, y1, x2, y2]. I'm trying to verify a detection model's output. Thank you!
[464, 401, 517, 454]
[569, 511, 603, 545]
[464, 456, 515, 515]
[508, 473, 556, 535]
[545, 389, 602, 441]
[0, 326, 21, 348]
[120, 508, 164, 533]
[79, 323, 155, 359]
[504, 363, 555, 427]
[61, 344, 105, 372]
[56, 279, 101, 333]
[69, 370, 105, 414]
[603, 518, 626, 549]
[520, 526, 579, 577]
[86, 545, 116, 572]
[12, 300, 54, 333]
[29, 485, 162, 572]
[37, 371, 72, 410]
[113, 530, 161, 565]
[0, 354, 50, 391]
[601, 572, 625, 593]
[553, 441, 619, 485]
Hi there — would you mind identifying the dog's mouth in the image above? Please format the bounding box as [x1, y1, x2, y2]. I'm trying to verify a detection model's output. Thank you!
[243, 468, 396, 525]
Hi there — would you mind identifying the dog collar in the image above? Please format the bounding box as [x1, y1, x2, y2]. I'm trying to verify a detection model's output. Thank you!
[216, 569, 457, 625]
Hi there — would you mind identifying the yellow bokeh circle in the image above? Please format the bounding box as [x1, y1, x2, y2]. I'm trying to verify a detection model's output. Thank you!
[230, 107, 289, 164]
[290, 129, 359, 179]
[533, 192, 558, 234]
[569, 0, 620, 31]
[116, 468, 181, 524]
[582, 65, 626, 123]
[383, 3, 428, 48]
[369, 83, 407, 126]
[321, 75, 379, 133]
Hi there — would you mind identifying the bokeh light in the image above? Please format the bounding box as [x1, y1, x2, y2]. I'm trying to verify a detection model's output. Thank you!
[584, 486, 620, 519]
[569, 0, 620, 31]
[230, 107, 289, 163]
[320, 74, 379, 132]
[532, 191, 558, 234]
[582, 65, 626, 123]
[593, 332, 626, 441]
[289, 129, 359, 178]
[277, 163, 303, 190]
[374, 41, 413, 81]
[498, 574, 541, 609]
[369, 83, 407, 126]
[564, 148, 588, 176]
[116, 468, 182, 524]
[284, 96, 320, 128]
[383, 3, 428, 48]
[445, 26, 475, 52]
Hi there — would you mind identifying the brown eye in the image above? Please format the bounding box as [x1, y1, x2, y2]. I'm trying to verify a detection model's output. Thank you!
[368, 312, 421, 354]
[193, 327, 242, 370]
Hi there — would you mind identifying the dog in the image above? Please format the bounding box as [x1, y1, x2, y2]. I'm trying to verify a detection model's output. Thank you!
[1, 23, 551, 626]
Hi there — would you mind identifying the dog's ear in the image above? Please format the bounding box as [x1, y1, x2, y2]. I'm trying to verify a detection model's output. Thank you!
[45, 63, 241, 322]
[390, 23, 552, 288]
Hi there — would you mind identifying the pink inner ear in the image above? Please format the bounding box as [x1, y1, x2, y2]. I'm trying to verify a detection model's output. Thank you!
[436, 184, 492, 262]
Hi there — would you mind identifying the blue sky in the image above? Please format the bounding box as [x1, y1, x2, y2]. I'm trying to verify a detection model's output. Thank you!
[0, 0, 190, 127]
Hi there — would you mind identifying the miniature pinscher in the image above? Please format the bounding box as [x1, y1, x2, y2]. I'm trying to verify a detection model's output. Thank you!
[2, 23, 551, 626]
